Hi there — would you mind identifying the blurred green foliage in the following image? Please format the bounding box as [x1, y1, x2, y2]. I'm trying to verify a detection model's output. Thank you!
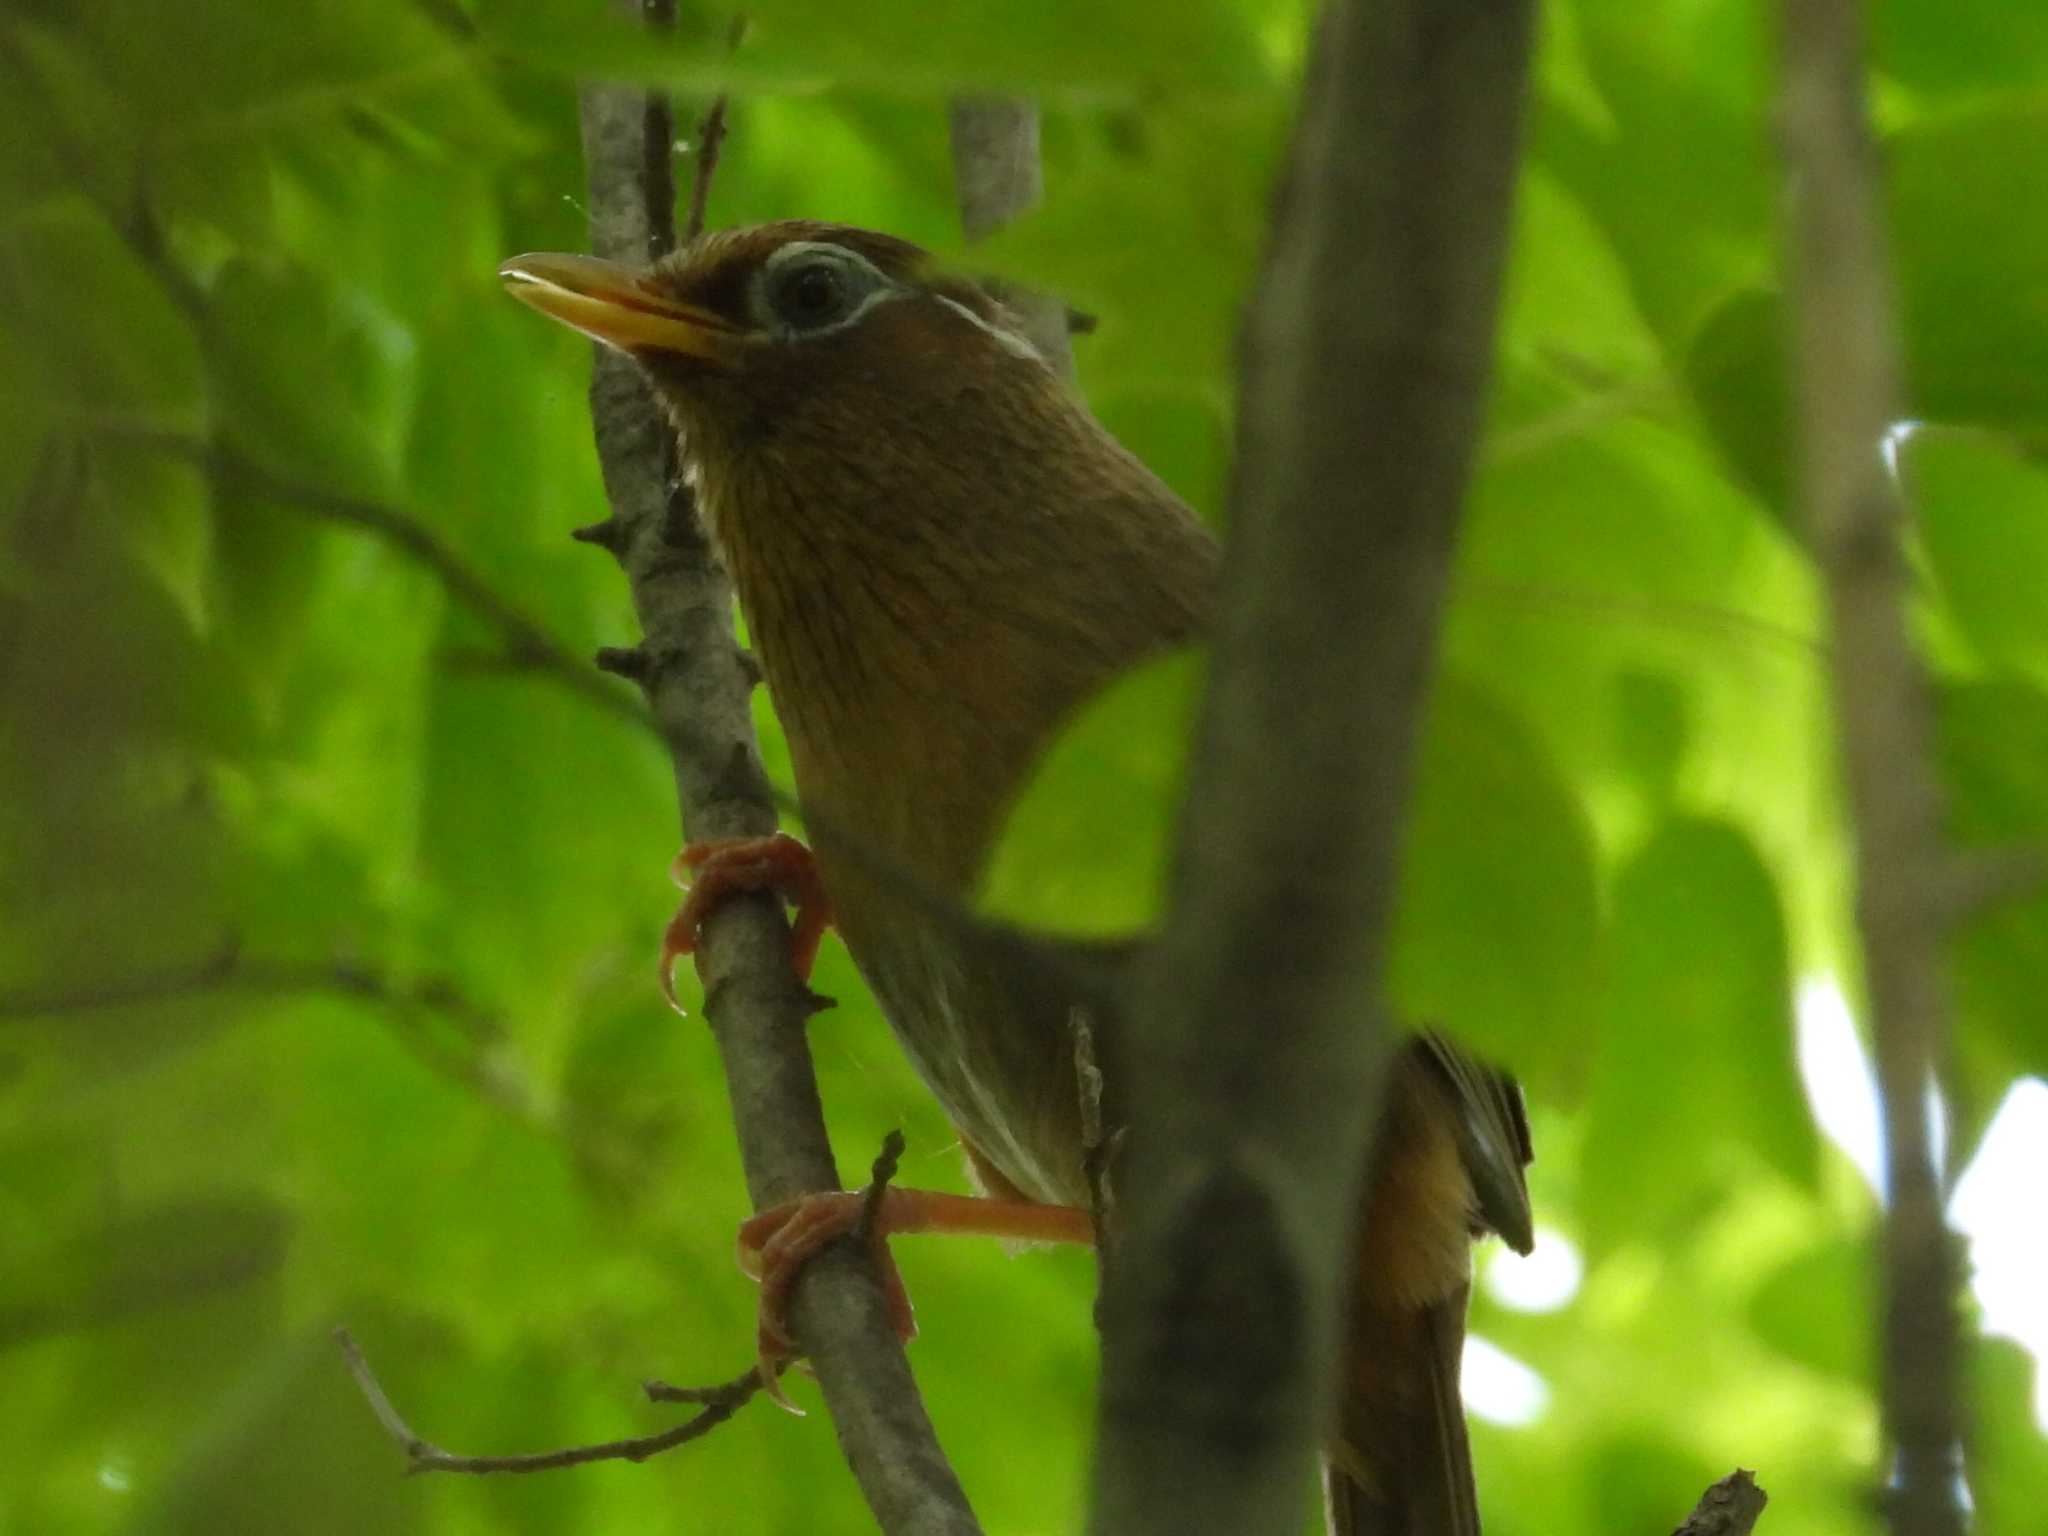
[1, 1, 2044, 1532]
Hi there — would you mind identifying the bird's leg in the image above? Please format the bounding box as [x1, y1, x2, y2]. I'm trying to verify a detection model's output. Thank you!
[660, 831, 834, 1006]
[740, 1187, 1093, 1383]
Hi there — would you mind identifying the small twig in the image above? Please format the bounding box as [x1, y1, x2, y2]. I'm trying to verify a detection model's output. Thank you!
[681, 14, 743, 243]
[1070, 1008, 1118, 1242]
[1672, 1469, 1769, 1536]
[335, 1328, 768, 1475]
[643, 1366, 781, 1405]
[855, 1129, 908, 1243]
[685, 93, 730, 243]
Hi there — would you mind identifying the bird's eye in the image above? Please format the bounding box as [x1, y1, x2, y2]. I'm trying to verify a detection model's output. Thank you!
[771, 260, 849, 329]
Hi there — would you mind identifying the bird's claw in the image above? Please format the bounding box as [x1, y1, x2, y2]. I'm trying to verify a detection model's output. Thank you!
[659, 832, 834, 1009]
[738, 1190, 917, 1411]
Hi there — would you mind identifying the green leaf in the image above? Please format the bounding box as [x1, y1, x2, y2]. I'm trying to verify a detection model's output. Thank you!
[1747, 1238, 1872, 1383]
[1681, 288, 1794, 521]
[129, 1317, 426, 1536]
[0, 200, 206, 434]
[1535, 0, 1774, 348]
[1891, 105, 2048, 436]
[0, 17, 137, 218]
[1877, 0, 2048, 103]
[979, 649, 1203, 936]
[202, 256, 415, 495]
[1389, 675, 1603, 1093]
[1497, 168, 1662, 386]
[1684, 106, 2048, 520]
[0, 1194, 289, 1350]
[91, 441, 216, 634]
[1938, 680, 2048, 1080]
[1973, 1337, 2048, 1535]
[1903, 429, 2048, 687]
[1589, 1435, 1726, 1536]
[1580, 817, 1815, 1250]
[484, 0, 1276, 97]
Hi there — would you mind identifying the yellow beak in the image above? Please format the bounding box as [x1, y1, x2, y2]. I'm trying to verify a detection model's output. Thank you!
[498, 252, 734, 362]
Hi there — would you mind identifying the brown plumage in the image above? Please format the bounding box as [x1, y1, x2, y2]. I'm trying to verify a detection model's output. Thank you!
[503, 221, 1533, 1535]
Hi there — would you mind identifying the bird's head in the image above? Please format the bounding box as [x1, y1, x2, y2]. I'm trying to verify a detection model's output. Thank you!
[498, 220, 1214, 877]
[499, 221, 1055, 462]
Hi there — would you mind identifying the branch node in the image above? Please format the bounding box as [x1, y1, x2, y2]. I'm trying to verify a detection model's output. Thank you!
[571, 517, 629, 553]
[595, 644, 653, 683]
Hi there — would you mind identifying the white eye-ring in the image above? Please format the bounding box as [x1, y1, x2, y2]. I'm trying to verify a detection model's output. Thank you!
[753, 242, 899, 338]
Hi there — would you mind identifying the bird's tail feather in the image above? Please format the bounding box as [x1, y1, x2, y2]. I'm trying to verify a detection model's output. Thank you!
[1323, 1285, 1480, 1536]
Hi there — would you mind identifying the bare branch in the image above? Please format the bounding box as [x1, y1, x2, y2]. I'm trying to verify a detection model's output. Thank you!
[1088, 0, 1535, 1530]
[572, 11, 982, 1532]
[684, 91, 731, 243]
[335, 1328, 769, 1475]
[1672, 1469, 1769, 1536]
[1779, 1, 1965, 1531]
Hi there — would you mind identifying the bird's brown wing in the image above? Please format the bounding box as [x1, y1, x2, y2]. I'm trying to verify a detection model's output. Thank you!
[1416, 1030, 1534, 1255]
[1324, 1037, 1533, 1536]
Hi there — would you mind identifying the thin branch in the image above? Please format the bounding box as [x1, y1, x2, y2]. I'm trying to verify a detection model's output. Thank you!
[1779, 2, 1964, 1532]
[947, 97, 1073, 377]
[1088, 0, 1536, 1530]
[0, 939, 545, 1127]
[335, 1328, 769, 1475]
[680, 14, 745, 243]
[96, 425, 652, 738]
[573, 11, 982, 1532]
[683, 92, 729, 243]
[1672, 1469, 1769, 1536]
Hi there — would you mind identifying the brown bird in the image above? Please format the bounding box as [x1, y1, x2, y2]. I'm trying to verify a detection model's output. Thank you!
[502, 222, 1533, 1536]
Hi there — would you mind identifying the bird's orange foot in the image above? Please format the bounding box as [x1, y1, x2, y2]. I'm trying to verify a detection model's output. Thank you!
[659, 832, 834, 1008]
[738, 1189, 917, 1409]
